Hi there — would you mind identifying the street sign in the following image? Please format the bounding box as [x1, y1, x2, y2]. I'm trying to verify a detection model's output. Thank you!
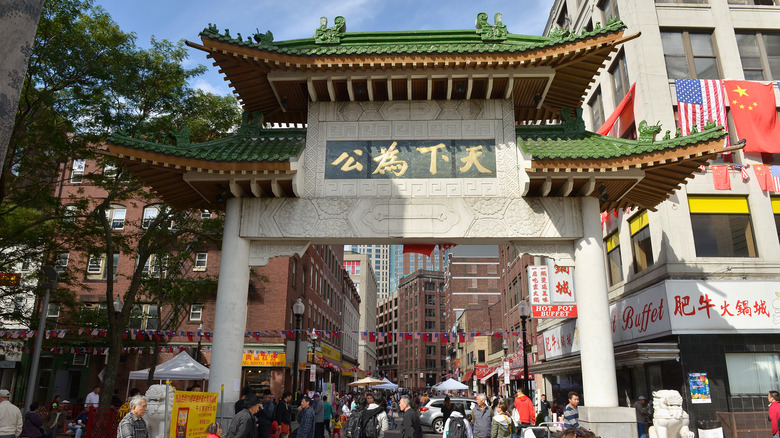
[527, 264, 577, 318]
[310, 364, 316, 382]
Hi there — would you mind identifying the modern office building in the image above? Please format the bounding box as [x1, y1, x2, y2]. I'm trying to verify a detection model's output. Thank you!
[537, 0, 780, 430]
[344, 252, 378, 373]
[349, 244, 396, 299]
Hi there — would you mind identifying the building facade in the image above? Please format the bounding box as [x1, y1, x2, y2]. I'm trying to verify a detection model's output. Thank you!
[343, 252, 378, 374]
[348, 244, 396, 299]
[444, 246, 502, 335]
[539, 0, 780, 428]
[376, 290, 399, 381]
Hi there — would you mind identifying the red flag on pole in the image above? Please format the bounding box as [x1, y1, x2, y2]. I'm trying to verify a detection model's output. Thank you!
[724, 80, 780, 153]
[597, 83, 636, 138]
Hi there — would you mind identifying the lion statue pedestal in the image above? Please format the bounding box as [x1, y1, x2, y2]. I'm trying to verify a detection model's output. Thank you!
[143, 384, 176, 438]
[648, 390, 695, 438]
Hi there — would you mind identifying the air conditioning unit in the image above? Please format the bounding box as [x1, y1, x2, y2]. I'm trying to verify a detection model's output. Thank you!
[73, 354, 88, 366]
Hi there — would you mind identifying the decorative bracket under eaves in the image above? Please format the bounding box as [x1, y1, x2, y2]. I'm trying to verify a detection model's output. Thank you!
[475, 12, 508, 42]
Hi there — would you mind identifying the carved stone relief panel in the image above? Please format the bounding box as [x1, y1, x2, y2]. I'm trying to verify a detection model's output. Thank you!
[248, 240, 311, 266]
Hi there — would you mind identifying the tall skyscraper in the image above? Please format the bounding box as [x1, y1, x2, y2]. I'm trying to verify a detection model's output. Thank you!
[350, 245, 394, 299]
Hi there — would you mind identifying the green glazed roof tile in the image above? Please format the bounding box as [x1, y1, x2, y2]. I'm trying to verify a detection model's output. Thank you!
[200, 18, 625, 57]
[107, 128, 306, 163]
[518, 122, 726, 161]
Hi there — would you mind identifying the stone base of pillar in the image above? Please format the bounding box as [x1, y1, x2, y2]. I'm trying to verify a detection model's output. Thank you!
[579, 407, 638, 438]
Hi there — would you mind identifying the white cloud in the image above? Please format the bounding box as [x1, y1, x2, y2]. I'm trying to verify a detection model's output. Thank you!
[192, 78, 225, 96]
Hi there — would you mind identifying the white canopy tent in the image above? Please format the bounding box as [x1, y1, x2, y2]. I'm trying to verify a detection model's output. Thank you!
[433, 378, 469, 391]
[374, 377, 398, 390]
[126, 351, 210, 397]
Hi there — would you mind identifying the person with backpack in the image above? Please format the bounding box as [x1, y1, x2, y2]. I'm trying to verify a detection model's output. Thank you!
[442, 405, 472, 438]
[361, 393, 388, 438]
[345, 396, 367, 438]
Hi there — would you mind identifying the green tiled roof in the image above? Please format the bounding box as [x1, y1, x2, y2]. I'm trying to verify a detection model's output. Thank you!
[200, 16, 626, 57]
[108, 125, 306, 163]
[518, 117, 726, 161]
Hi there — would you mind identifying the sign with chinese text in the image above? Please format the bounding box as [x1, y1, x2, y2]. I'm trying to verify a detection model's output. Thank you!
[527, 264, 577, 318]
[688, 373, 711, 404]
[242, 352, 286, 367]
[168, 391, 218, 438]
[325, 140, 496, 179]
[310, 364, 316, 382]
[320, 344, 341, 362]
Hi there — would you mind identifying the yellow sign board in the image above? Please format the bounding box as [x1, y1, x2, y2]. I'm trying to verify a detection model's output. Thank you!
[320, 344, 341, 362]
[242, 352, 286, 367]
[169, 391, 219, 438]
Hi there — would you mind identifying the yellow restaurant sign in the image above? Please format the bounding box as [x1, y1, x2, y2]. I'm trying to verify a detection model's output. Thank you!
[320, 344, 341, 362]
[242, 352, 286, 367]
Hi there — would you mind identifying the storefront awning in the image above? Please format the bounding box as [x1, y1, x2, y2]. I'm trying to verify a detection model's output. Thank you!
[529, 342, 679, 375]
[461, 370, 474, 381]
[480, 367, 499, 383]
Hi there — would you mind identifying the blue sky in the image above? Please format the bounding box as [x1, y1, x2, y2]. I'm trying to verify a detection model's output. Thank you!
[96, 0, 556, 97]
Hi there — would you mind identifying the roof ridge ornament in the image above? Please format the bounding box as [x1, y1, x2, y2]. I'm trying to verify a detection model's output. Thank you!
[254, 29, 274, 45]
[169, 127, 191, 146]
[475, 12, 508, 42]
[238, 111, 265, 135]
[314, 16, 346, 45]
[560, 107, 585, 132]
[637, 121, 662, 144]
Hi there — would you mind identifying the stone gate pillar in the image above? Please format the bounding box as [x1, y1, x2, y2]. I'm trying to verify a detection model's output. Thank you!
[208, 197, 250, 406]
[574, 197, 636, 437]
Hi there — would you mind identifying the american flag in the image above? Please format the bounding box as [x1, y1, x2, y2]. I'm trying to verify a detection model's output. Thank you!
[771, 166, 780, 192]
[674, 79, 730, 147]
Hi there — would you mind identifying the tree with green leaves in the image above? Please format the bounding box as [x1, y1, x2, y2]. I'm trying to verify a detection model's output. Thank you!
[1, 0, 241, 406]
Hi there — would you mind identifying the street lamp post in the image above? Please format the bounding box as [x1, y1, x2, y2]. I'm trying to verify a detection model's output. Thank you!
[25, 266, 58, 411]
[292, 298, 305, 402]
[311, 331, 319, 392]
[519, 300, 531, 396]
[196, 323, 204, 363]
[502, 338, 509, 398]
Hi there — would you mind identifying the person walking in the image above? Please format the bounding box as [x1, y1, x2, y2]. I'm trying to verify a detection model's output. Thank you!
[363, 393, 389, 438]
[633, 396, 651, 438]
[490, 403, 512, 438]
[228, 394, 261, 438]
[539, 395, 551, 424]
[441, 397, 453, 424]
[471, 394, 492, 438]
[511, 389, 534, 437]
[312, 394, 325, 438]
[297, 396, 316, 438]
[399, 396, 422, 438]
[563, 392, 580, 430]
[768, 390, 780, 438]
[276, 392, 292, 437]
[323, 396, 333, 437]
[442, 406, 471, 438]
[0, 389, 23, 438]
[256, 390, 275, 438]
[116, 396, 149, 438]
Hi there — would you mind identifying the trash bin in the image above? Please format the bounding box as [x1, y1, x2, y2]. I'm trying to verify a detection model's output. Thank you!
[696, 420, 724, 438]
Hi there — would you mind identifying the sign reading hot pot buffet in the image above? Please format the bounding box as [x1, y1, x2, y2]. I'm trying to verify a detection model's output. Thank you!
[527, 260, 577, 318]
[325, 140, 496, 179]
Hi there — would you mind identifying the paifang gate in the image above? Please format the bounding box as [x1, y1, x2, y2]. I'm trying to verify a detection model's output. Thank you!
[105, 13, 737, 434]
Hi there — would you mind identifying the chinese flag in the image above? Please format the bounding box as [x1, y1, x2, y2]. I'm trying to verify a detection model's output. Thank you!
[712, 165, 731, 190]
[724, 80, 780, 153]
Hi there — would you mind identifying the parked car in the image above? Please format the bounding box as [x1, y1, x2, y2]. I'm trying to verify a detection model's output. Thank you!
[419, 397, 476, 434]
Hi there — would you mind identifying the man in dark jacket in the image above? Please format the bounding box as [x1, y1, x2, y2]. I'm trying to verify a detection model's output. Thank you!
[276, 392, 292, 436]
[399, 396, 421, 438]
[256, 390, 275, 438]
[228, 394, 261, 438]
[235, 387, 255, 415]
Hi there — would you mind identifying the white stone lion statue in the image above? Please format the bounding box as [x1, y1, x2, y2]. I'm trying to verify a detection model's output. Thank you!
[143, 384, 176, 438]
[648, 390, 695, 438]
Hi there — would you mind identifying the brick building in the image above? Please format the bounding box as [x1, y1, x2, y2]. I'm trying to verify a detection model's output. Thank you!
[443, 246, 501, 334]
[376, 290, 399, 381]
[397, 270, 447, 389]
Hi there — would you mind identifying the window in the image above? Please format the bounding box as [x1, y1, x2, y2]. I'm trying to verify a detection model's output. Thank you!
[729, 0, 778, 4]
[425, 309, 436, 318]
[190, 304, 203, 321]
[142, 204, 172, 229]
[425, 320, 436, 330]
[70, 159, 85, 183]
[194, 253, 208, 271]
[106, 205, 126, 230]
[46, 303, 60, 318]
[630, 210, 654, 273]
[589, 89, 605, 130]
[128, 304, 159, 330]
[344, 260, 361, 275]
[688, 196, 757, 257]
[55, 253, 69, 273]
[103, 163, 118, 178]
[661, 31, 719, 79]
[86, 253, 119, 281]
[736, 32, 780, 81]
[425, 281, 435, 291]
[611, 53, 630, 102]
[773, 198, 780, 243]
[478, 350, 486, 362]
[64, 205, 77, 222]
[600, 0, 620, 21]
[425, 294, 435, 305]
[200, 210, 212, 219]
[725, 353, 780, 394]
[656, 0, 708, 3]
[142, 254, 168, 277]
[605, 232, 623, 286]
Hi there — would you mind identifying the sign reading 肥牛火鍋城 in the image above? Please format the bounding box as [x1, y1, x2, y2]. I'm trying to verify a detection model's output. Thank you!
[527, 263, 577, 318]
[325, 140, 496, 179]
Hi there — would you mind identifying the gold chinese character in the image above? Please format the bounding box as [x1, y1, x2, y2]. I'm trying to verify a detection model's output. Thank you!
[459, 145, 492, 174]
[417, 143, 449, 175]
[372, 142, 408, 177]
[331, 149, 364, 172]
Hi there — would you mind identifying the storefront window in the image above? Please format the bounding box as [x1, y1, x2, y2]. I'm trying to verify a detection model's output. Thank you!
[630, 210, 654, 273]
[605, 232, 623, 285]
[725, 353, 780, 394]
